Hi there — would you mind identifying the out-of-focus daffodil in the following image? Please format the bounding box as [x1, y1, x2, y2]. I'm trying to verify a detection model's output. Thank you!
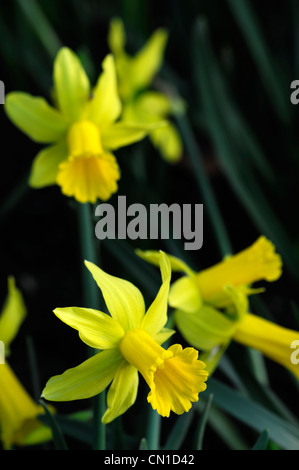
[0, 277, 52, 449]
[41, 252, 208, 422]
[108, 17, 184, 163]
[136, 236, 299, 378]
[5, 47, 164, 203]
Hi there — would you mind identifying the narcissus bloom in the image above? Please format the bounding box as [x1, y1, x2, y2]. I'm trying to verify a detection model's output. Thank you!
[137, 236, 299, 378]
[108, 18, 183, 163]
[5, 47, 163, 203]
[41, 252, 208, 422]
[0, 277, 52, 449]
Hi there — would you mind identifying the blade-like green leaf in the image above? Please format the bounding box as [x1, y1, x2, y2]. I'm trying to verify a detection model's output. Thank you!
[226, 0, 290, 123]
[204, 379, 299, 450]
[251, 429, 269, 450]
[39, 400, 68, 450]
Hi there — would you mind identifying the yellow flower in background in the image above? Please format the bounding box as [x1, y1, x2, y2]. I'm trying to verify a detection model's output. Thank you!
[41, 252, 208, 422]
[136, 236, 299, 378]
[108, 17, 184, 163]
[0, 277, 52, 449]
[5, 48, 164, 203]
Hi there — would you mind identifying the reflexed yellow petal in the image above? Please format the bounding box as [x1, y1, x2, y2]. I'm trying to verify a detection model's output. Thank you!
[134, 91, 172, 118]
[41, 349, 122, 401]
[53, 307, 125, 350]
[196, 236, 282, 303]
[0, 277, 26, 353]
[169, 276, 202, 313]
[102, 361, 139, 424]
[234, 313, 299, 380]
[0, 363, 46, 449]
[141, 251, 171, 336]
[101, 121, 166, 150]
[53, 47, 90, 120]
[150, 122, 183, 163]
[5, 92, 68, 143]
[174, 304, 238, 351]
[136, 249, 195, 276]
[108, 17, 126, 56]
[153, 327, 175, 346]
[84, 261, 145, 331]
[56, 152, 120, 203]
[131, 28, 168, 90]
[86, 55, 122, 127]
[29, 140, 68, 188]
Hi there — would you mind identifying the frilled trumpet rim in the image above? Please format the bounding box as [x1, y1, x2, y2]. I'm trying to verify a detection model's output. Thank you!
[119, 329, 208, 417]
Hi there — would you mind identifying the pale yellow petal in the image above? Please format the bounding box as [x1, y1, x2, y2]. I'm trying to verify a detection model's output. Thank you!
[5, 92, 68, 143]
[53, 306, 125, 350]
[29, 140, 68, 188]
[53, 47, 90, 120]
[141, 251, 171, 336]
[169, 276, 202, 313]
[102, 360, 139, 423]
[41, 349, 122, 401]
[0, 277, 26, 353]
[86, 54, 122, 127]
[84, 261, 145, 331]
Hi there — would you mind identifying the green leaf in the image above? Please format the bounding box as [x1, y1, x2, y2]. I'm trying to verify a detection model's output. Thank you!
[226, 0, 290, 123]
[251, 429, 269, 450]
[192, 18, 299, 280]
[204, 379, 299, 450]
[39, 400, 68, 450]
[193, 393, 213, 450]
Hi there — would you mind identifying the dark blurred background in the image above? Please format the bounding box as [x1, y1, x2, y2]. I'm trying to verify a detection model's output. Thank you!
[1, 0, 299, 449]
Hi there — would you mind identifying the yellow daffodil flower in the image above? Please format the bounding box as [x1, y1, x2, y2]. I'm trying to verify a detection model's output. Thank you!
[0, 277, 52, 449]
[5, 47, 164, 203]
[108, 17, 183, 163]
[136, 236, 299, 379]
[41, 252, 208, 422]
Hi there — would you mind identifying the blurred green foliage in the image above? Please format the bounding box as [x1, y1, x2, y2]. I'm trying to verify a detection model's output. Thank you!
[1, 0, 299, 450]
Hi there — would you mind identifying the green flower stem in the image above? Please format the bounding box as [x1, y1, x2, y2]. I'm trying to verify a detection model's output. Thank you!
[176, 113, 232, 258]
[77, 202, 106, 451]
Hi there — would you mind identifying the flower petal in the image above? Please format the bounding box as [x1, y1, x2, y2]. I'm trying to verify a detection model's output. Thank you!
[131, 28, 168, 90]
[101, 121, 167, 151]
[5, 92, 68, 143]
[29, 140, 68, 188]
[102, 360, 139, 423]
[86, 54, 122, 127]
[53, 47, 90, 120]
[174, 305, 237, 351]
[84, 261, 145, 331]
[136, 249, 195, 276]
[141, 251, 171, 336]
[150, 122, 183, 163]
[169, 276, 202, 313]
[41, 349, 122, 401]
[0, 277, 26, 353]
[53, 306, 125, 350]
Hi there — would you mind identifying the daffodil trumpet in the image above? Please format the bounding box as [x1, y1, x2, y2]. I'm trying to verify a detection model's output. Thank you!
[41, 252, 208, 422]
[136, 236, 299, 379]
